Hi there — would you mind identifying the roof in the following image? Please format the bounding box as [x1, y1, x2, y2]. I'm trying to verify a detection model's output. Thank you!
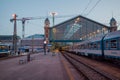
[78, 35, 104, 45]
[0, 35, 21, 40]
[27, 34, 44, 38]
[104, 30, 120, 40]
[51, 15, 109, 29]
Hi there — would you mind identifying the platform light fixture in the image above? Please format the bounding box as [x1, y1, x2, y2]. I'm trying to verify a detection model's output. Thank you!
[44, 40, 47, 55]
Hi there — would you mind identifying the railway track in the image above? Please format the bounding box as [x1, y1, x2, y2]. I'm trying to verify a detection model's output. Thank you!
[61, 51, 119, 80]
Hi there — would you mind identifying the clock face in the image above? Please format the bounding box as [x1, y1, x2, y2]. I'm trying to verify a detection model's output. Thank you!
[112, 22, 116, 26]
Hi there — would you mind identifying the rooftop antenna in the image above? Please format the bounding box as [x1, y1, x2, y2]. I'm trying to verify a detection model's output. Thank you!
[112, 11, 114, 18]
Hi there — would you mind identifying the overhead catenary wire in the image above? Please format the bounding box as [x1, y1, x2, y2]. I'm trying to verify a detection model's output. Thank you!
[86, 0, 102, 16]
[81, 0, 92, 15]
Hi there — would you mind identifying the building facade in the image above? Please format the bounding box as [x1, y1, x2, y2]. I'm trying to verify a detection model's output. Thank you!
[0, 35, 20, 50]
[20, 34, 44, 52]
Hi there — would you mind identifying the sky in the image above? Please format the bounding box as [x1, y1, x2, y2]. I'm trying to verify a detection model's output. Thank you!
[1, 0, 120, 38]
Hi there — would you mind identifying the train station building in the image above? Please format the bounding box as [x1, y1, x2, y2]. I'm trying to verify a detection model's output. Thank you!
[47, 15, 117, 42]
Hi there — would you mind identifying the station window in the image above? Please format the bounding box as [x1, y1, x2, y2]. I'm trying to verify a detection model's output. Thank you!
[110, 40, 117, 49]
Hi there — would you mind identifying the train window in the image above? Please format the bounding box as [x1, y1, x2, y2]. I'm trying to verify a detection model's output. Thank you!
[81, 45, 83, 49]
[0, 45, 8, 50]
[82, 45, 85, 49]
[78, 45, 81, 49]
[110, 40, 117, 49]
[93, 43, 97, 49]
[87, 43, 88, 49]
[87, 43, 90, 49]
[119, 38, 120, 50]
[105, 41, 109, 50]
[85, 44, 87, 49]
[97, 42, 100, 49]
[90, 43, 93, 49]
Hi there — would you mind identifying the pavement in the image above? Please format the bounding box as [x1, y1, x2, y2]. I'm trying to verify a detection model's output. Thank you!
[0, 52, 71, 80]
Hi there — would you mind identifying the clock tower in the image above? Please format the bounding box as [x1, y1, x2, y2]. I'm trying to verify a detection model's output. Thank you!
[44, 18, 50, 44]
[109, 17, 117, 32]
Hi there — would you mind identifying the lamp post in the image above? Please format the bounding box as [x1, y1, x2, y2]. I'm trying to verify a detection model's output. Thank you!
[10, 14, 18, 55]
[50, 12, 58, 27]
[50, 12, 58, 40]
[44, 40, 47, 55]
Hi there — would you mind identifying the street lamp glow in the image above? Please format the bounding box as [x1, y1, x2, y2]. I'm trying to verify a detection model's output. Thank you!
[12, 14, 17, 18]
[50, 12, 58, 16]
[75, 17, 80, 24]
[44, 40, 47, 44]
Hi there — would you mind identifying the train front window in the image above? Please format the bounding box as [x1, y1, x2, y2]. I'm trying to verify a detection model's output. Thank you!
[0, 45, 8, 50]
[110, 40, 117, 49]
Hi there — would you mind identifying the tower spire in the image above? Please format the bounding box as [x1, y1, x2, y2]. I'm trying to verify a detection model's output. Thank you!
[109, 17, 117, 32]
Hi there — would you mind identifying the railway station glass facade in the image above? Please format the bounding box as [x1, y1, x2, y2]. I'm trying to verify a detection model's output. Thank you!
[49, 15, 109, 42]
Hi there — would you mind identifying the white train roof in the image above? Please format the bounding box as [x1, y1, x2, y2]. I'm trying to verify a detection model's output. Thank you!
[104, 30, 120, 40]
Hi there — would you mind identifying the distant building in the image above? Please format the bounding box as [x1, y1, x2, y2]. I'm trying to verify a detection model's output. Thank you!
[20, 34, 44, 52]
[0, 35, 21, 50]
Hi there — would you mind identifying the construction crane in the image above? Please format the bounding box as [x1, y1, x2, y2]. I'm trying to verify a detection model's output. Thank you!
[10, 14, 76, 55]
[10, 17, 42, 38]
[10, 14, 76, 38]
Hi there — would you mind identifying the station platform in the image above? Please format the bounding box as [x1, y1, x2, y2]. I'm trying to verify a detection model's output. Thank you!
[0, 52, 76, 80]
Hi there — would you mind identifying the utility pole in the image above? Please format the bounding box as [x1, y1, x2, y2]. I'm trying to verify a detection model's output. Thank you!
[32, 36, 34, 53]
[10, 14, 18, 55]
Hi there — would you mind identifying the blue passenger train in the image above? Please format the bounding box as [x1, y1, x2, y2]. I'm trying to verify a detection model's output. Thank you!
[68, 30, 120, 60]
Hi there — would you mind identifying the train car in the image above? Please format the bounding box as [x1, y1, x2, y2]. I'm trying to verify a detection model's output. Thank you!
[103, 30, 120, 60]
[69, 30, 120, 61]
[75, 35, 104, 58]
[0, 44, 10, 57]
